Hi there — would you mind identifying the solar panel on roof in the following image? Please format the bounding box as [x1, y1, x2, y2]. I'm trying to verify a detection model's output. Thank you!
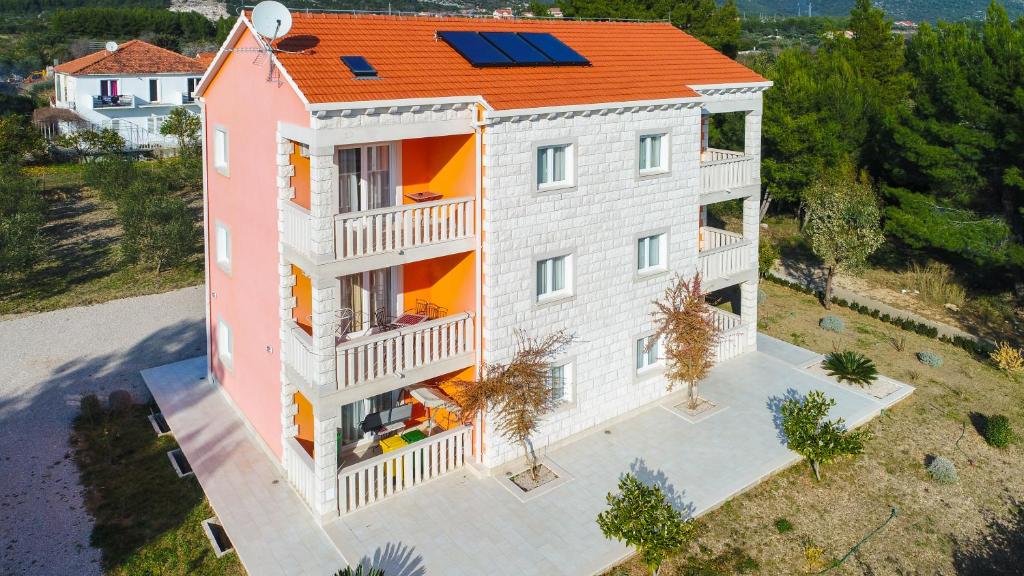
[519, 33, 590, 65]
[341, 55, 377, 78]
[437, 31, 512, 66]
[480, 32, 552, 65]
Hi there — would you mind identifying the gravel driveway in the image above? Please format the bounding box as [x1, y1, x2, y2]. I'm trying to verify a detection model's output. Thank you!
[0, 286, 205, 576]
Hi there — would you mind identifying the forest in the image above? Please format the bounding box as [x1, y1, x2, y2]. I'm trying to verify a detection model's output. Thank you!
[734, 0, 1023, 22]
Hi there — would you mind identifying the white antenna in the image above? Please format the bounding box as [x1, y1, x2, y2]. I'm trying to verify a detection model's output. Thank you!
[251, 1, 293, 41]
[105, 41, 118, 52]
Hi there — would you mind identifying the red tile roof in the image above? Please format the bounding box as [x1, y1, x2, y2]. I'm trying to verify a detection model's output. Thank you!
[55, 40, 208, 75]
[266, 14, 767, 110]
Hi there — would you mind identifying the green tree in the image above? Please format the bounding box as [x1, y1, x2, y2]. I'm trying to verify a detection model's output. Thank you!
[117, 179, 198, 272]
[0, 166, 45, 275]
[597, 473, 695, 575]
[0, 114, 45, 165]
[803, 169, 885, 308]
[780, 390, 870, 481]
[527, 0, 549, 16]
[160, 107, 201, 155]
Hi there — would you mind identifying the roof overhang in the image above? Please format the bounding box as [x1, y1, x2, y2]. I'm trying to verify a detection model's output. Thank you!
[688, 80, 773, 94]
[306, 95, 491, 114]
[482, 95, 704, 121]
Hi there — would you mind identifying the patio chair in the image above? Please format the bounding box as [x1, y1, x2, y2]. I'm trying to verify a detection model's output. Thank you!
[372, 306, 395, 332]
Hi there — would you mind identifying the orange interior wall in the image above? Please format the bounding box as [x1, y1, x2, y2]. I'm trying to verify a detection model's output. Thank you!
[401, 134, 475, 202]
[291, 264, 313, 335]
[402, 252, 475, 316]
[293, 391, 314, 456]
[290, 143, 311, 209]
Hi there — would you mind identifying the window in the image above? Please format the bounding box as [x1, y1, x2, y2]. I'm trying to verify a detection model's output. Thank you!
[215, 222, 231, 273]
[148, 115, 165, 133]
[636, 336, 661, 372]
[549, 362, 573, 404]
[536, 255, 571, 301]
[637, 234, 665, 273]
[148, 78, 160, 102]
[638, 133, 668, 174]
[217, 318, 233, 368]
[213, 127, 228, 175]
[338, 144, 393, 213]
[186, 77, 200, 100]
[99, 79, 119, 97]
[536, 143, 572, 188]
[337, 269, 395, 335]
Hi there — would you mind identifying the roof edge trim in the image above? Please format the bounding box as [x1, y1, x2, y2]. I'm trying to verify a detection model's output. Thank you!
[688, 81, 774, 92]
[483, 95, 704, 119]
[306, 95, 491, 113]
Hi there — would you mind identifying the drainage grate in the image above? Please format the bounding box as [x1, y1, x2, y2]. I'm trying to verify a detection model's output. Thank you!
[201, 518, 234, 557]
[167, 448, 193, 477]
[148, 412, 171, 436]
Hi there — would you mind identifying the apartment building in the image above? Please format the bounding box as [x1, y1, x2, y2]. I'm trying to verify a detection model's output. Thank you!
[195, 11, 769, 523]
[52, 40, 206, 148]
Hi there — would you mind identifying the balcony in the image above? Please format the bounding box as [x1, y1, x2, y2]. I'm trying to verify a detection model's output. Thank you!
[707, 307, 749, 363]
[282, 197, 476, 275]
[92, 93, 134, 108]
[283, 312, 476, 404]
[700, 148, 757, 197]
[181, 93, 196, 104]
[699, 227, 755, 289]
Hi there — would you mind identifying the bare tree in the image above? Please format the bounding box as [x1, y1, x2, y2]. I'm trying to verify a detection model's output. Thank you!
[651, 273, 721, 410]
[455, 329, 573, 479]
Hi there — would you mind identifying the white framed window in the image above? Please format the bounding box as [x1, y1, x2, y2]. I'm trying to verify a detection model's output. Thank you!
[549, 362, 573, 404]
[186, 77, 201, 100]
[338, 143, 394, 214]
[536, 255, 572, 302]
[99, 79, 119, 97]
[535, 143, 574, 190]
[217, 318, 234, 368]
[148, 78, 160, 103]
[636, 335, 662, 372]
[638, 132, 669, 175]
[215, 222, 231, 273]
[637, 233, 665, 273]
[213, 127, 229, 175]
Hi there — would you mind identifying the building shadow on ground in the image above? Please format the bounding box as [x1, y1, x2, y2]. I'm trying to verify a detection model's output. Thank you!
[627, 458, 697, 519]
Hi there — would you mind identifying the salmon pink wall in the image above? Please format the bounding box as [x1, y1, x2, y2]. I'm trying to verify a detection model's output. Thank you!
[205, 27, 309, 459]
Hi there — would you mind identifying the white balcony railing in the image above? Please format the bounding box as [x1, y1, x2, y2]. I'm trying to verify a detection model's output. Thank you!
[335, 197, 475, 260]
[699, 228, 754, 282]
[707, 307, 748, 362]
[700, 148, 756, 194]
[335, 312, 475, 391]
[283, 322, 318, 386]
[338, 424, 473, 515]
[282, 203, 314, 255]
[283, 436, 317, 510]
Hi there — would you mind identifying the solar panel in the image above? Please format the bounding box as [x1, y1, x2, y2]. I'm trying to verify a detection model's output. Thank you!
[437, 31, 512, 66]
[480, 32, 552, 65]
[341, 56, 377, 78]
[519, 33, 590, 65]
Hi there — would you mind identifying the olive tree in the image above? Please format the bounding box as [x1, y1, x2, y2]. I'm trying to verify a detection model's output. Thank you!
[597, 473, 695, 575]
[160, 106, 201, 155]
[650, 273, 720, 410]
[456, 329, 573, 479]
[780, 390, 870, 481]
[803, 170, 885, 308]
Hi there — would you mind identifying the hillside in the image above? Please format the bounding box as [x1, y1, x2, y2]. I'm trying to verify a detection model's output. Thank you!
[736, 0, 1024, 21]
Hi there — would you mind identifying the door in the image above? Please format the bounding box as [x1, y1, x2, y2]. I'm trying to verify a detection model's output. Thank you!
[337, 144, 394, 214]
[337, 268, 397, 337]
[100, 79, 118, 97]
[338, 390, 403, 450]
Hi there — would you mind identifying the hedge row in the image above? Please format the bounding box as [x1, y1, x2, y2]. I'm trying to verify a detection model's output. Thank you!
[765, 275, 995, 358]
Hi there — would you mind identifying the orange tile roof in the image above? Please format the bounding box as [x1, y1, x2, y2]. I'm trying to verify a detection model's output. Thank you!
[196, 51, 217, 68]
[54, 40, 208, 75]
[267, 14, 766, 110]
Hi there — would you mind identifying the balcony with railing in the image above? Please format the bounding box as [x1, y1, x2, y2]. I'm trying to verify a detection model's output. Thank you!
[699, 227, 755, 286]
[700, 148, 757, 196]
[282, 197, 476, 274]
[92, 93, 134, 108]
[707, 306, 749, 362]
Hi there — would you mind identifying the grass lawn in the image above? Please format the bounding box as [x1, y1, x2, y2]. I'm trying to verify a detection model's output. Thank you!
[0, 163, 203, 317]
[72, 400, 244, 576]
[606, 281, 1024, 575]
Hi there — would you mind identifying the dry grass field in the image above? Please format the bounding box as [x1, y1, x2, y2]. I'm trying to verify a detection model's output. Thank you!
[606, 281, 1023, 575]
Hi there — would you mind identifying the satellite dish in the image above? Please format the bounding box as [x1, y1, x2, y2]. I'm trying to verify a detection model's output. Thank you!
[105, 41, 118, 52]
[251, 1, 292, 40]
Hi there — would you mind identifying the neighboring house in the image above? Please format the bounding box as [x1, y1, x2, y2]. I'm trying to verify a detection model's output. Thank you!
[195, 12, 769, 524]
[52, 40, 207, 148]
[493, 7, 514, 18]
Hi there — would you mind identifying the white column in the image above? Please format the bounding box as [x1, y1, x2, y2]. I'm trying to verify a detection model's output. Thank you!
[740, 280, 758, 350]
[309, 149, 336, 260]
[276, 135, 299, 457]
[311, 277, 337, 389]
[313, 408, 339, 521]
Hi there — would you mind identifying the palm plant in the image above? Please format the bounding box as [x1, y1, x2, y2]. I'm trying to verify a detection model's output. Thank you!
[334, 566, 385, 576]
[455, 328, 574, 479]
[822, 350, 878, 386]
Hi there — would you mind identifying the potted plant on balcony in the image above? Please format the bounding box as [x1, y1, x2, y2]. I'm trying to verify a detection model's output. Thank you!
[455, 328, 573, 485]
[651, 273, 721, 412]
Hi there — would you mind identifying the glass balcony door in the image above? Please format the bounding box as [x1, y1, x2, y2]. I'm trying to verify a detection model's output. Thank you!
[337, 267, 398, 337]
[338, 144, 394, 215]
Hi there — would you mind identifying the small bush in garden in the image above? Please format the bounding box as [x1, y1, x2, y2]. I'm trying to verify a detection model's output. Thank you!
[917, 351, 944, 368]
[823, 350, 878, 386]
[889, 335, 907, 352]
[926, 456, 958, 484]
[984, 415, 1012, 448]
[819, 315, 845, 333]
[107, 390, 133, 417]
[774, 518, 793, 534]
[80, 394, 103, 424]
[990, 341, 1024, 374]
[758, 237, 780, 278]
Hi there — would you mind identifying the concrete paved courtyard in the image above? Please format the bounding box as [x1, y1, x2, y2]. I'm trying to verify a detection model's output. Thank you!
[145, 334, 911, 576]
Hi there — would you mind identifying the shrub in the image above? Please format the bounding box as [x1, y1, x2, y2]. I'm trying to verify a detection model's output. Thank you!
[819, 315, 845, 333]
[781, 390, 870, 481]
[335, 567, 385, 576]
[926, 456, 958, 484]
[758, 237, 780, 278]
[984, 415, 1012, 448]
[889, 335, 907, 352]
[990, 342, 1024, 374]
[774, 518, 793, 534]
[80, 394, 103, 424]
[823, 350, 878, 386]
[916, 351, 944, 368]
[107, 389, 133, 417]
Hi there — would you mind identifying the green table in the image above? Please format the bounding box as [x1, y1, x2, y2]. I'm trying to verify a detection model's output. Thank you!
[400, 429, 427, 444]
